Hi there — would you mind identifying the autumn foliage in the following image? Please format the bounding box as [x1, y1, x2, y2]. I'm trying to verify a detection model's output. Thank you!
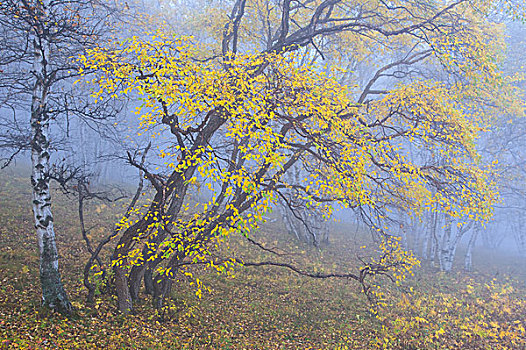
[2, 0, 526, 347]
[77, 0, 519, 310]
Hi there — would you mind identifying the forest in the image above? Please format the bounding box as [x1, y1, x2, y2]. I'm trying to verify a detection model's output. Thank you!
[1, 0, 526, 348]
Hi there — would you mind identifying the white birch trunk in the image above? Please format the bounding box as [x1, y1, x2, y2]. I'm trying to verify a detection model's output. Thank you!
[439, 217, 473, 273]
[439, 215, 453, 271]
[30, 1, 71, 313]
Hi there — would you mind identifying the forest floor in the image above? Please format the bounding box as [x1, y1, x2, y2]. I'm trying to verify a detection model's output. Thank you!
[1, 168, 526, 349]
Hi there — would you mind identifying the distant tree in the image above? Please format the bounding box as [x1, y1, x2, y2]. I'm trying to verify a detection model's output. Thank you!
[277, 164, 329, 245]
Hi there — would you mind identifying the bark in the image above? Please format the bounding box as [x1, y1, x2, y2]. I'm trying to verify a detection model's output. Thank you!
[144, 266, 154, 295]
[128, 264, 145, 302]
[111, 219, 145, 313]
[439, 217, 473, 272]
[152, 275, 172, 311]
[30, 11, 71, 313]
[114, 265, 133, 313]
[128, 230, 167, 301]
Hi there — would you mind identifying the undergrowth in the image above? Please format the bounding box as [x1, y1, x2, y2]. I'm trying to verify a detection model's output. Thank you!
[1, 169, 526, 349]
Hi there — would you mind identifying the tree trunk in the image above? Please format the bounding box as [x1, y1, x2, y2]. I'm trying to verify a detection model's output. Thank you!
[439, 215, 453, 271]
[152, 273, 173, 311]
[30, 16, 71, 313]
[128, 228, 169, 301]
[111, 223, 137, 313]
[464, 224, 480, 271]
[129, 264, 146, 302]
[430, 211, 439, 267]
[113, 264, 133, 313]
[439, 217, 473, 272]
[421, 213, 431, 260]
[144, 265, 155, 295]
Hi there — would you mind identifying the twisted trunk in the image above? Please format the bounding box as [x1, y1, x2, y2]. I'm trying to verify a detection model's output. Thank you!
[112, 112, 226, 313]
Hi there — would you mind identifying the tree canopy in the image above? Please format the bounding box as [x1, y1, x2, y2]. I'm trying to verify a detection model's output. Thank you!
[75, 0, 526, 313]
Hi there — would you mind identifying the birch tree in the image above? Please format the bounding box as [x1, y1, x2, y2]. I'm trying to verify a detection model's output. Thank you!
[0, 0, 120, 313]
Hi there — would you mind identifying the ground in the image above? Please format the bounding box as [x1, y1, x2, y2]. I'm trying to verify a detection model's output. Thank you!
[1, 168, 526, 349]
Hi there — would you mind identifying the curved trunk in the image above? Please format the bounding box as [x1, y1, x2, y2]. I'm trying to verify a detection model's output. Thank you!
[152, 275, 172, 311]
[111, 112, 226, 312]
[144, 266, 155, 295]
[111, 220, 145, 313]
[128, 264, 146, 302]
[128, 228, 169, 301]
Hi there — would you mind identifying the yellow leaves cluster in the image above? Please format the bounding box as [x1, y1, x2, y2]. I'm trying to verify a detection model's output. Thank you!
[79, 29, 502, 227]
[363, 236, 420, 314]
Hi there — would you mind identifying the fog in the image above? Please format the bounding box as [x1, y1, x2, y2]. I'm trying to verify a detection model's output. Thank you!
[1, 0, 526, 347]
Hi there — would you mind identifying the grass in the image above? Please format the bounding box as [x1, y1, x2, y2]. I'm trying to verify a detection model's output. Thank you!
[1, 167, 526, 349]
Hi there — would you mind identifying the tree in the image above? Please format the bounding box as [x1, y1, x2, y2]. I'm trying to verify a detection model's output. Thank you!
[81, 0, 520, 313]
[0, 0, 122, 313]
